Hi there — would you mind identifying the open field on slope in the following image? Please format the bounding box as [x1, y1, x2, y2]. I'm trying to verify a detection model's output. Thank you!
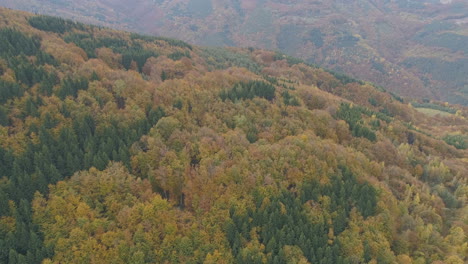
[415, 107, 453, 117]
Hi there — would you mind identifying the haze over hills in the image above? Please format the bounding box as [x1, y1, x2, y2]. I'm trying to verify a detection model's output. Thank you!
[1, 0, 468, 105]
[0, 7, 467, 264]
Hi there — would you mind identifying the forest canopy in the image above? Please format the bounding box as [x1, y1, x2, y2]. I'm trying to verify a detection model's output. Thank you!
[0, 9, 466, 264]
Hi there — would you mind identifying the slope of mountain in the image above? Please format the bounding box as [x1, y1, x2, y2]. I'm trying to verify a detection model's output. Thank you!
[1, 0, 468, 105]
[0, 7, 467, 264]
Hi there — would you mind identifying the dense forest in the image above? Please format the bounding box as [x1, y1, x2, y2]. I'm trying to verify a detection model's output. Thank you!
[0, 8, 467, 264]
[2, 0, 468, 105]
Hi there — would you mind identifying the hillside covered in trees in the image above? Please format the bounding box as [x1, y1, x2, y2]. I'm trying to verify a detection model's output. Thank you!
[1, 0, 468, 105]
[0, 7, 467, 264]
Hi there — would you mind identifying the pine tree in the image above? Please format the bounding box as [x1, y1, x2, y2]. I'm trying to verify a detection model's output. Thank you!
[363, 240, 372, 263]
[8, 249, 18, 264]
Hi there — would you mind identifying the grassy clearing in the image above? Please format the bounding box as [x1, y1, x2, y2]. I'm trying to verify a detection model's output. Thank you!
[415, 107, 452, 117]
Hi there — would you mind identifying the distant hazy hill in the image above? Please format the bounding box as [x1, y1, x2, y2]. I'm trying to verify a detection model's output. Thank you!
[0, 7, 467, 264]
[1, 0, 468, 105]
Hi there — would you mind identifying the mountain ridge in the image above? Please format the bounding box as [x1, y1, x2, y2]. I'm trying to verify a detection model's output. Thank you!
[0, 7, 466, 264]
[1, 0, 468, 105]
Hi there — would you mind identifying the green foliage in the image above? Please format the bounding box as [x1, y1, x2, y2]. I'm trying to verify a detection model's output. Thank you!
[90, 71, 99, 81]
[246, 125, 258, 143]
[273, 52, 305, 66]
[130, 33, 193, 50]
[23, 96, 41, 118]
[442, 134, 467, 150]
[0, 80, 23, 104]
[120, 45, 158, 72]
[0, 103, 165, 263]
[368, 97, 378, 106]
[335, 103, 377, 141]
[0, 105, 8, 126]
[370, 119, 381, 129]
[64, 33, 158, 71]
[56, 76, 89, 99]
[335, 103, 364, 127]
[64, 33, 96, 57]
[97, 36, 128, 49]
[227, 166, 377, 264]
[38, 72, 58, 96]
[201, 47, 261, 73]
[353, 103, 391, 122]
[378, 107, 394, 119]
[0, 28, 40, 58]
[161, 70, 168, 81]
[220, 81, 276, 102]
[412, 102, 456, 114]
[168, 50, 191, 61]
[282, 91, 300, 106]
[9, 56, 49, 87]
[0, 29, 57, 90]
[0, 198, 51, 264]
[32, 163, 220, 264]
[36, 50, 58, 66]
[324, 69, 365, 86]
[28, 15, 84, 34]
[390, 92, 404, 103]
[64, 33, 128, 58]
[0, 9, 466, 264]
[434, 185, 459, 209]
[173, 98, 183, 109]
[352, 124, 376, 142]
